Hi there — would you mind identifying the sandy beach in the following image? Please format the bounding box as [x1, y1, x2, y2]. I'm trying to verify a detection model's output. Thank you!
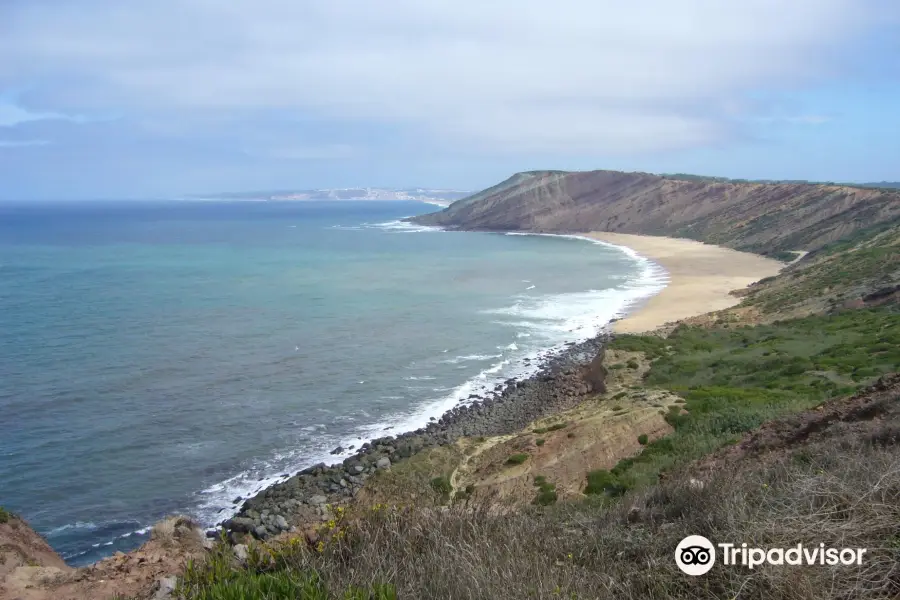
[586, 232, 784, 334]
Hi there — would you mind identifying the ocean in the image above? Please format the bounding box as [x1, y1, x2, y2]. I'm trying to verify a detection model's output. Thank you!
[0, 200, 666, 565]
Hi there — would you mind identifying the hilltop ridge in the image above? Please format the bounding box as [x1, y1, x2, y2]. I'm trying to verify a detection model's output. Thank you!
[413, 169, 900, 256]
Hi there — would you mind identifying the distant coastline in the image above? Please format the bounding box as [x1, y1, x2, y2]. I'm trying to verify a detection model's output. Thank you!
[191, 187, 470, 207]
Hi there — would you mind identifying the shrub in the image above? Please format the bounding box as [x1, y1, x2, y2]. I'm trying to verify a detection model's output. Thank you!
[584, 470, 628, 497]
[532, 489, 558, 506]
[533, 476, 547, 487]
[533, 422, 567, 435]
[430, 476, 452, 496]
[0, 506, 10, 524]
[506, 453, 529, 465]
[626, 359, 640, 369]
[535, 438, 546, 447]
[637, 434, 649, 445]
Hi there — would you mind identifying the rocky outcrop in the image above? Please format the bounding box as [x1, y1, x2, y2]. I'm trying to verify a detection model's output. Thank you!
[412, 170, 900, 256]
[0, 511, 72, 584]
[0, 514, 210, 600]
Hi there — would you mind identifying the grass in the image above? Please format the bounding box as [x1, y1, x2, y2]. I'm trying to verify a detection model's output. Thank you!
[175, 439, 900, 599]
[506, 453, 529, 465]
[604, 307, 900, 494]
[178, 545, 398, 600]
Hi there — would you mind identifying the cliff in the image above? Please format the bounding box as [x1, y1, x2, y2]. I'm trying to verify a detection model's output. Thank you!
[412, 170, 900, 256]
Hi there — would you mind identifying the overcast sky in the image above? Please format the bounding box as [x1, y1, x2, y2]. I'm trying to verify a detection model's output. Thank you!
[1, 0, 899, 199]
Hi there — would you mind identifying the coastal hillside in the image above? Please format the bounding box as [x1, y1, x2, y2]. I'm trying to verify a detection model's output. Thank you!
[3, 189, 898, 599]
[413, 170, 900, 256]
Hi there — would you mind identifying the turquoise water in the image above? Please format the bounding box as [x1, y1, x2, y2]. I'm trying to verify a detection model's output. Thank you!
[0, 200, 665, 565]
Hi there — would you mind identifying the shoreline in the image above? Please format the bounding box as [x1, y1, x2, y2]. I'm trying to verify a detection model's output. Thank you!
[60, 228, 774, 558]
[216, 230, 778, 543]
[219, 331, 611, 541]
[585, 232, 784, 333]
[214, 232, 672, 542]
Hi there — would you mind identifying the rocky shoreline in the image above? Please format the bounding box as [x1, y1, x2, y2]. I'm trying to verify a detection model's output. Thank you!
[218, 331, 611, 542]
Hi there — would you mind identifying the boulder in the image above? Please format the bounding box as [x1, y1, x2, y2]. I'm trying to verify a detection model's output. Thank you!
[225, 517, 257, 534]
[233, 544, 249, 562]
[154, 576, 178, 600]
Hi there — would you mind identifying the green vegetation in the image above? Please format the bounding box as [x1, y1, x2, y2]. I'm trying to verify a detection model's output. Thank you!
[741, 222, 899, 314]
[532, 488, 557, 506]
[506, 453, 529, 465]
[604, 307, 899, 494]
[610, 391, 627, 400]
[532, 422, 568, 435]
[429, 476, 452, 496]
[178, 543, 397, 600]
[361, 445, 462, 506]
[0, 506, 11, 524]
[769, 250, 800, 262]
[637, 434, 648, 445]
[532, 476, 558, 506]
[584, 470, 628, 497]
[626, 359, 639, 369]
[535, 438, 545, 447]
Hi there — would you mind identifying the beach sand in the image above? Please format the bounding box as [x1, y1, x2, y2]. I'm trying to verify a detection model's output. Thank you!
[586, 232, 784, 334]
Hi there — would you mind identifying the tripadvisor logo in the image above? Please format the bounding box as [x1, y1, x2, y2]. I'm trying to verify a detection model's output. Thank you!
[675, 535, 716, 576]
[675, 536, 868, 575]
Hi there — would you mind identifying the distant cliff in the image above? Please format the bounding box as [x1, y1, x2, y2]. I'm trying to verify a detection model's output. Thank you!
[412, 170, 900, 255]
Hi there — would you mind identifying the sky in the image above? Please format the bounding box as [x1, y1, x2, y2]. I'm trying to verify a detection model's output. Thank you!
[1, 0, 899, 200]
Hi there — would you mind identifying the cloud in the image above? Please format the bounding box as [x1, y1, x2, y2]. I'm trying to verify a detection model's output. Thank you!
[0, 101, 85, 127]
[0, 0, 893, 157]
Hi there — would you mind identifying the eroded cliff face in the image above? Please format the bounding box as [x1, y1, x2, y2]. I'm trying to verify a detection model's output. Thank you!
[413, 170, 900, 255]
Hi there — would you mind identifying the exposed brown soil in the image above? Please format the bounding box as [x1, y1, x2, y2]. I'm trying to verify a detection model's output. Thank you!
[448, 350, 678, 506]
